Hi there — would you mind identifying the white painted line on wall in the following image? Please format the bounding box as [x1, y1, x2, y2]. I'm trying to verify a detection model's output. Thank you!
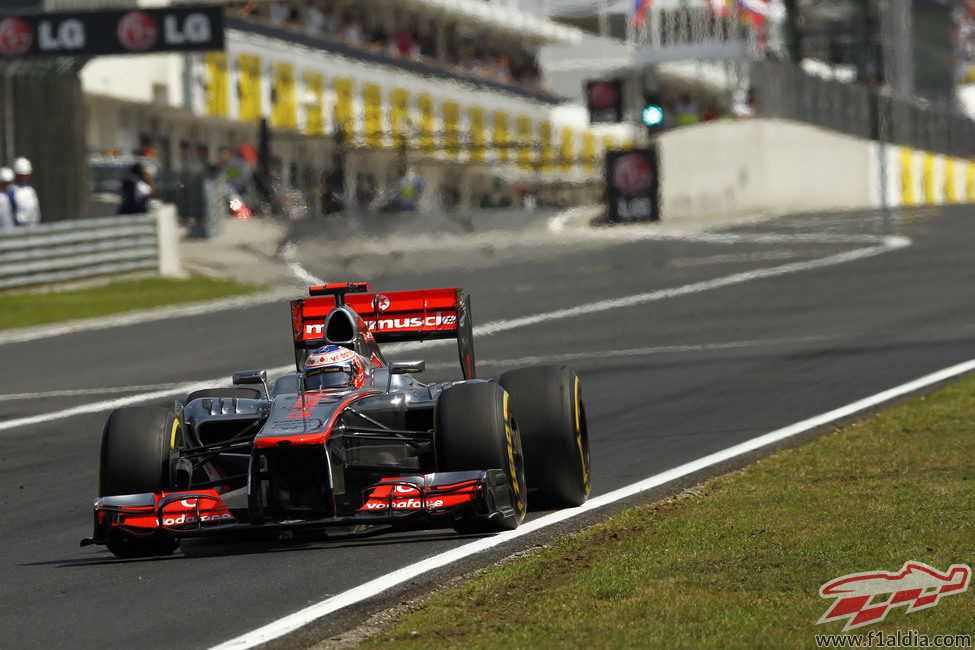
[210, 355, 975, 650]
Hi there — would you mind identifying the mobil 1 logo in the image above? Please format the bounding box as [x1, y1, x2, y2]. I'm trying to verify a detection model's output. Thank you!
[605, 147, 659, 223]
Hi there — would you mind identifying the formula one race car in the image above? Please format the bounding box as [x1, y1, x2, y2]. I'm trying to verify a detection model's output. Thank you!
[83, 283, 591, 557]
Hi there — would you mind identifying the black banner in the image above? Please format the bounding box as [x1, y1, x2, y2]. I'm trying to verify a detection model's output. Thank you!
[605, 147, 660, 223]
[0, 5, 223, 58]
[586, 79, 624, 124]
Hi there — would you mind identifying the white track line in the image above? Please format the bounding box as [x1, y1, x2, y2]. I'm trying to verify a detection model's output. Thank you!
[0, 238, 909, 434]
[280, 242, 326, 286]
[0, 378, 259, 434]
[0, 291, 292, 347]
[473, 237, 909, 338]
[466, 336, 828, 368]
[0, 384, 191, 401]
[546, 207, 901, 245]
[210, 355, 975, 650]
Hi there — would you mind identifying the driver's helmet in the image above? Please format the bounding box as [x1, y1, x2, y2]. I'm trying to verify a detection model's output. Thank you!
[304, 345, 366, 390]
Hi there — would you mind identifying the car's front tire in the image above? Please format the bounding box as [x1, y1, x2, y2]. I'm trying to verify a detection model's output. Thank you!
[99, 406, 180, 558]
[436, 382, 526, 533]
[498, 366, 591, 507]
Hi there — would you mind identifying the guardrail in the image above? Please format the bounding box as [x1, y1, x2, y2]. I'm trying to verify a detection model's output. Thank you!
[0, 211, 180, 290]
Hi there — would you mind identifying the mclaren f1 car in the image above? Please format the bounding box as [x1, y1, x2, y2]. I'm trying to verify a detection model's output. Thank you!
[83, 282, 591, 557]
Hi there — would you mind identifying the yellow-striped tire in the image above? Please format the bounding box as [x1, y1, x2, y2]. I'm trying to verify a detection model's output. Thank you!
[498, 365, 591, 507]
[99, 406, 180, 558]
[435, 382, 526, 532]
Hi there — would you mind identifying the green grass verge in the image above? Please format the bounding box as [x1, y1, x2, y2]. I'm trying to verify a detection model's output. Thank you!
[0, 276, 261, 330]
[363, 377, 975, 648]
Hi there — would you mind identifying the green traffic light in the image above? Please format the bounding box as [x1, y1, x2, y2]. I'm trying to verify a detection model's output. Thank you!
[642, 105, 664, 126]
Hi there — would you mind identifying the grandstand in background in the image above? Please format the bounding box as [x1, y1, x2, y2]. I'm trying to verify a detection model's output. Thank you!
[10, 0, 968, 220]
[63, 0, 647, 214]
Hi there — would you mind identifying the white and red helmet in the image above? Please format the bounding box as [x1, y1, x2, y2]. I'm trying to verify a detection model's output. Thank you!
[304, 345, 366, 390]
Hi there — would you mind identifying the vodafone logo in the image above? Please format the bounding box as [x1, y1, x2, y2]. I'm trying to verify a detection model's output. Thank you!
[613, 153, 653, 196]
[117, 11, 157, 52]
[0, 18, 32, 55]
[374, 294, 390, 312]
[588, 81, 618, 111]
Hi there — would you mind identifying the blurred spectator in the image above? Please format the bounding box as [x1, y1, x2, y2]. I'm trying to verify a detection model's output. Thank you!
[219, 144, 257, 197]
[675, 94, 700, 126]
[227, 1, 549, 94]
[269, 1, 290, 26]
[731, 88, 756, 119]
[118, 163, 156, 215]
[236, 2, 259, 17]
[304, 4, 329, 37]
[397, 168, 425, 211]
[0, 167, 13, 229]
[10, 157, 40, 226]
[340, 18, 365, 46]
[392, 27, 413, 57]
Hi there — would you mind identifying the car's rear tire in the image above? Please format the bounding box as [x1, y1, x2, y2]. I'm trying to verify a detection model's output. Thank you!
[186, 387, 261, 403]
[436, 382, 526, 533]
[99, 406, 179, 558]
[498, 366, 591, 507]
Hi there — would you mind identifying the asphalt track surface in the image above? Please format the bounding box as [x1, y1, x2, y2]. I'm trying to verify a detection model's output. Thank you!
[3, 205, 975, 648]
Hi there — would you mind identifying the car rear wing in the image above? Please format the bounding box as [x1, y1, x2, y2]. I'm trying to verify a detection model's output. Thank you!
[290, 282, 476, 379]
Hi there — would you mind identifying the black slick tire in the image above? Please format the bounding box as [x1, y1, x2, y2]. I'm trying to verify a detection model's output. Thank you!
[99, 406, 179, 558]
[436, 382, 526, 532]
[498, 365, 591, 507]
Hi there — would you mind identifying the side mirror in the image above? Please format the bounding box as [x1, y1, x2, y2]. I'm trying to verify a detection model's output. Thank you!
[233, 369, 267, 385]
[389, 361, 425, 375]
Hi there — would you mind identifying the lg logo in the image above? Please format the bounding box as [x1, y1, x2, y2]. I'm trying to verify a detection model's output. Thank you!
[117, 11, 157, 51]
[117, 11, 212, 52]
[0, 18, 32, 55]
[0, 17, 87, 54]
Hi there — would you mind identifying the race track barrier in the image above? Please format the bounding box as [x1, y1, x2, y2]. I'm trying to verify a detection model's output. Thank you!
[656, 118, 975, 225]
[0, 207, 181, 290]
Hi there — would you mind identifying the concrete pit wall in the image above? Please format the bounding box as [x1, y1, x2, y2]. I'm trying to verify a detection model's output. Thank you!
[658, 119, 875, 225]
[656, 118, 975, 226]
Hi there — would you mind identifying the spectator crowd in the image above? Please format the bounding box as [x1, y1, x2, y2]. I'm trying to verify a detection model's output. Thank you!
[0, 157, 40, 229]
[228, 1, 546, 92]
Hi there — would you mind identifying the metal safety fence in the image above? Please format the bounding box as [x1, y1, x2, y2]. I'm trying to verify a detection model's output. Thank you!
[751, 60, 975, 158]
[0, 214, 159, 290]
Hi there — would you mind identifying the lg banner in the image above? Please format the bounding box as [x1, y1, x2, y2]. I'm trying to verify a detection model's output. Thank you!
[0, 5, 223, 57]
[605, 147, 660, 222]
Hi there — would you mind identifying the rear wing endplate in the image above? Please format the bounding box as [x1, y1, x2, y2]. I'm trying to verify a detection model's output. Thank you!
[290, 283, 476, 379]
